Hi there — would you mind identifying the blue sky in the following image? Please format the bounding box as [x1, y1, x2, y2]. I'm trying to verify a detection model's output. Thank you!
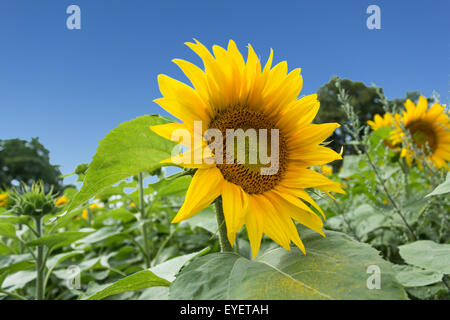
[0, 0, 448, 185]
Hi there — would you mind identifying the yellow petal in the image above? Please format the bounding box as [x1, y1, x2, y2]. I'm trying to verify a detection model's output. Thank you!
[245, 195, 265, 258]
[172, 168, 224, 223]
[288, 146, 342, 165]
[222, 181, 248, 245]
[287, 123, 340, 149]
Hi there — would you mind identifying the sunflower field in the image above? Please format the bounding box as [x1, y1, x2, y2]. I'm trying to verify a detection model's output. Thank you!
[0, 41, 449, 301]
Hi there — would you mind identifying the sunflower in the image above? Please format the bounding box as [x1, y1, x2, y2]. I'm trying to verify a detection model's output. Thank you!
[367, 113, 394, 130]
[320, 165, 333, 176]
[391, 96, 450, 169]
[82, 209, 89, 220]
[150, 40, 344, 257]
[55, 195, 68, 206]
[367, 113, 400, 150]
[0, 192, 8, 207]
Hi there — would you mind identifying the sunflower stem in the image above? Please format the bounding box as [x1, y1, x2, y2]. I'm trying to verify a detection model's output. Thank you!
[34, 216, 44, 300]
[138, 172, 151, 268]
[214, 197, 233, 253]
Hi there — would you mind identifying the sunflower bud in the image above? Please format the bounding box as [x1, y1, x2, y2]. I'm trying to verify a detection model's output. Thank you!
[9, 182, 57, 217]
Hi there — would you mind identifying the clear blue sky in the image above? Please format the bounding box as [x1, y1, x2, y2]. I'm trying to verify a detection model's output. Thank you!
[0, 0, 448, 186]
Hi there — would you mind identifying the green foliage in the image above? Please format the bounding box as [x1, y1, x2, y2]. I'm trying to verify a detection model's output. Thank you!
[399, 241, 450, 274]
[426, 172, 450, 197]
[170, 230, 406, 300]
[321, 84, 450, 300]
[0, 90, 447, 301]
[0, 138, 63, 192]
[66, 115, 176, 213]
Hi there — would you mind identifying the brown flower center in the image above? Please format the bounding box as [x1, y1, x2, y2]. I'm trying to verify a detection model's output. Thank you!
[207, 106, 287, 194]
[406, 120, 437, 153]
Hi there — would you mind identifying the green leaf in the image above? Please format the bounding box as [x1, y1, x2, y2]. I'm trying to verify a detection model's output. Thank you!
[0, 254, 34, 274]
[0, 214, 30, 224]
[406, 282, 449, 300]
[46, 250, 84, 270]
[26, 231, 94, 250]
[74, 226, 122, 246]
[393, 264, 443, 287]
[338, 155, 361, 179]
[398, 240, 450, 274]
[138, 248, 209, 300]
[426, 172, 450, 197]
[152, 175, 192, 198]
[84, 270, 170, 300]
[0, 223, 18, 240]
[151, 248, 210, 282]
[67, 115, 176, 213]
[169, 230, 407, 300]
[187, 206, 218, 233]
[2, 270, 36, 291]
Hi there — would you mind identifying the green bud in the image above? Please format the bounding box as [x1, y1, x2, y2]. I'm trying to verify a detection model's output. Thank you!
[8, 181, 57, 217]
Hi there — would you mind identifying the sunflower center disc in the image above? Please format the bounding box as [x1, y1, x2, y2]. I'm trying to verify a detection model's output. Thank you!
[208, 106, 287, 194]
[407, 120, 437, 153]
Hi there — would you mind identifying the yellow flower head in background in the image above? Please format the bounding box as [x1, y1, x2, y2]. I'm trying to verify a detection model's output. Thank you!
[367, 113, 400, 150]
[320, 165, 333, 177]
[89, 202, 102, 210]
[82, 209, 89, 220]
[150, 40, 344, 257]
[0, 192, 8, 207]
[367, 113, 394, 131]
[392, 96, 450, 169]
[55, 195, 68, 206]
[130, 202, 136, 207]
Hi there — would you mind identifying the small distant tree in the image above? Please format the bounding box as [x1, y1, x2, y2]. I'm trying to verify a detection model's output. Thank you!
[316, 77, 424, 158]
[0, 138, 63, 192]
[316, 76, 386, 156]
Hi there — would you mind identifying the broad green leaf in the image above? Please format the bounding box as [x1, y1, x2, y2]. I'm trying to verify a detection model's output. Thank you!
[108, 208, 136, 223]
[46, 250, 84, 270]
[97, 180, 137, 199]
[187, 206, 218, 233]
[0, 254, 34, 274]
[0, 214, 30, 224]
[351, 204, 385, 239]
[169, 230, 407, 300]
[2, 270, 36, 290]
[393, 264, 443, 287]
[26, 231, 94, 250]
[398, 241, 450, 274]
[406, 282, 449, 300]
[67, 115, 176, 213]
[150, 248, 209, 282]
[0, 242, 12, 255]
[152, 175, 191, 198]
[426, 172, 450, 197]
[84, 270, 170, 300]
[74, 226, 122, 246]
[52, 257, 100, 280]
[0, 223, 18, 240]
[138, 248, 209, 300]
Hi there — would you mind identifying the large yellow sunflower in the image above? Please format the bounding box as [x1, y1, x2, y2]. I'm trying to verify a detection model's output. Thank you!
[391, 96, 450, 169]
[150, 40, 344, 257]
